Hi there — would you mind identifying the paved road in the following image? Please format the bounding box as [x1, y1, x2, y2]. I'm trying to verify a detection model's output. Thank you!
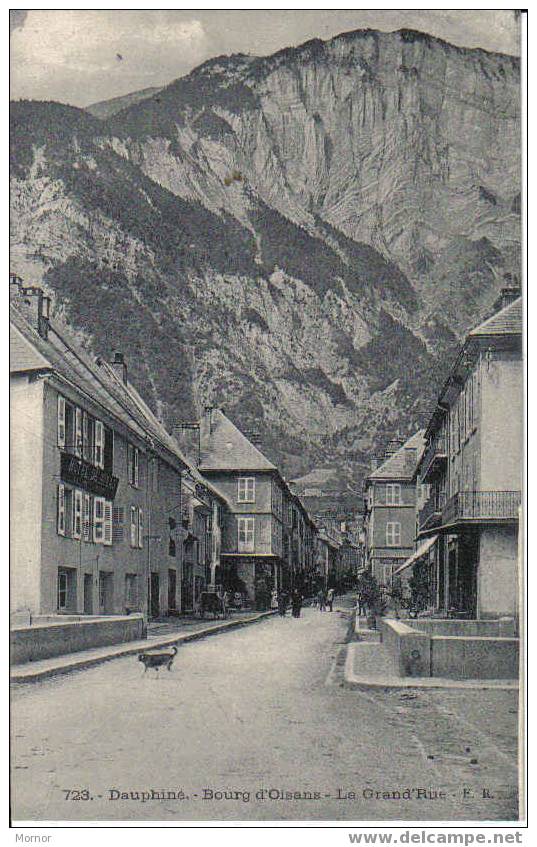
[11, 601, 519, 822]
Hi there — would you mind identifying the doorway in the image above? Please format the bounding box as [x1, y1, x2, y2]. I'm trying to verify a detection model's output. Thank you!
[150, 572, 160, 619]
[99, 571, 113, 614]
[168, 569, 177, 613]
[83, 573, 93, 614]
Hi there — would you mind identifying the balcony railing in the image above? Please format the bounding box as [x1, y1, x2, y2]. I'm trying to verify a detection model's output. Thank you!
[420, 434, 447, 482]
[418, 491, 446, 531]
[442, 491, 521, 525]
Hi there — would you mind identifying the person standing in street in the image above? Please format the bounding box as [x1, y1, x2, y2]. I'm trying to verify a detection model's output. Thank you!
[326, 587, 335, 612]
[317, 588, 326, 612]
[291, 589, 303, 618]
[278, 590, 289, 617]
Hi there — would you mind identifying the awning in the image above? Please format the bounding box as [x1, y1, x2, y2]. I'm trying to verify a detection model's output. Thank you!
[393, 535, 438, 577]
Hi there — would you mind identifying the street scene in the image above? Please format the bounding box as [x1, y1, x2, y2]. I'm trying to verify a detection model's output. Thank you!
[12, 599, 518, 822]
[10, 10, 523, 827]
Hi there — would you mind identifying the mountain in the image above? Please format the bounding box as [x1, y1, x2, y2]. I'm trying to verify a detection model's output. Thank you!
[9, 28, 521, 494]
[86, 87, 163, 119]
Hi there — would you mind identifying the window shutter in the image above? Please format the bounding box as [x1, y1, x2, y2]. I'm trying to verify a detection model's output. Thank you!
[73, 490, 82, 540]
[74, 408, 83, 457]
[57, 396, 66, 448]
[82, 412, 90, 461]
[134, 448, 139, 487]
[83, 494, 91, 541]
[94, 421, 104, 469]
[130, 506, 138, 547]
[104, 501, 113, 546]
[57, 484, 66, 535]
[138, 507, 144, 549]
[93, 497, 104, 543]
[112, 506, 124, 543]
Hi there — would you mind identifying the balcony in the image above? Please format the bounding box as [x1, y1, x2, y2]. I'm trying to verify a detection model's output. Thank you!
[442, 491, 521, 528]
[418, 491, 446, 534]
[420, 435, 447, 482]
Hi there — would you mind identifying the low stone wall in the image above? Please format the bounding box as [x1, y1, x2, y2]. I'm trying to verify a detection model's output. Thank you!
[401, 618, 515, 638]
[431, 636, 519, 680]
[377, 618, 431, 677]
[378, 617, 519, 680]
[11, 615, 145, 664]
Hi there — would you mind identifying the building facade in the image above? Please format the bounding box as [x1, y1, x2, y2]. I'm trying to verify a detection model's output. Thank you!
[362, 432, 425, 591]
[410, 291, 522, 620]
[10, 280, 226, 622]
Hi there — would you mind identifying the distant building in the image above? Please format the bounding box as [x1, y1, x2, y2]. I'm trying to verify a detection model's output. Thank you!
[362, 432, 425, 590]
[402, 291, 522, 620]
[195, 408, 291, 603]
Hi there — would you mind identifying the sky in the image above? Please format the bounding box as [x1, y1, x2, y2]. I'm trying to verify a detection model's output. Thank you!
[10, 9, 521, 108]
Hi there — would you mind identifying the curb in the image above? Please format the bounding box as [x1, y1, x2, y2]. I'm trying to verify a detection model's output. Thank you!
[11, 610, 276, 684]
[343, 643, 520, 692]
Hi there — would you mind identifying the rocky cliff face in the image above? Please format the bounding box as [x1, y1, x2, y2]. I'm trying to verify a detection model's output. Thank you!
[9, 28, 521, 493]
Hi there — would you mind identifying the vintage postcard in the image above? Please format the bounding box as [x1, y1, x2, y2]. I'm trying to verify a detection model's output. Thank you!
[9, 8, 525, 830]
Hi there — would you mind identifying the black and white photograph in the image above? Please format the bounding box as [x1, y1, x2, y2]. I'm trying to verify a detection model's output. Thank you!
[9, 7, 526, 829]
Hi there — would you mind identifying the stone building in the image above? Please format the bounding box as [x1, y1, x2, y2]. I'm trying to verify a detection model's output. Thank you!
[10, 280, 226, 621]
[362, 432, 425, 591]
[404, 290, 522, 620]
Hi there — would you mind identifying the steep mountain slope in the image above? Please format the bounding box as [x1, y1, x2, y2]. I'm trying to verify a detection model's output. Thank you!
[10, 28, 521, 490]
[86, 87, 163, 119]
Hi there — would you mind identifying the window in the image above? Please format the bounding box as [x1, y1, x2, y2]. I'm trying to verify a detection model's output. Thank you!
[94, 497, 105, 543]
[57, 484, 66, 536]
[237, 477, 255, 503]
[94, 420, 104, 469]
[112, 506, 124, 543]
[128, 444, 139, 487]
[138, 508, 144, 549]
[74, 408, 83, 457]
[238, 516, 255, 552]
[130, 506, 144, 548]
[73, 490, 82, 540]
[58, 570, 67, 610]
[125, 574, 137, 608]
[82, 412, 93, 463]
[83, 493, 91, 542]
[104, 427, 114, 474]
[104, 501, 112, 546]
[385, 484, 401, 505]
[57, 568, 75, 611]
[130, 506, 138, 547]
[386, 522, 401, 547]
[57, 396, 66, 448]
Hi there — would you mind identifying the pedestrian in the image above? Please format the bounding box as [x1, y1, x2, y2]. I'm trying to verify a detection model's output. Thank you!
[271, 589, 279, 610]
[326, 587, 335, 612]
[317, 588, 326, 612]
[291, 589, 303, 618]
[278, 590, 289, 617]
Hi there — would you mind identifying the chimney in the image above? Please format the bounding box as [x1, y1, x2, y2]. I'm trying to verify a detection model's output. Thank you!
[112, 351, 128, 385]
[370, 455, 380, 472]
[198, 405, 217, 459]
[11, 278, 51, 339]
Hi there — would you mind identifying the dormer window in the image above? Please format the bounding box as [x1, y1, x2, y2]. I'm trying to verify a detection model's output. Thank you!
[238, 477, 255, 503]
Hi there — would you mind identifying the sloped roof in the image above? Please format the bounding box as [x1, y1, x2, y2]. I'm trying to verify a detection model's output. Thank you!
[10, 323, 52, 372]
[10, 304, 148, 442]
[368, 430, 425, 481]
[98, 363, 228, 504]
[469, 297, 522, 338]
[199, 408, 276, 472]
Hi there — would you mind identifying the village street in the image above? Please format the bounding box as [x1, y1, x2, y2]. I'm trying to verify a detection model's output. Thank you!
[12, 599, 519, 823]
